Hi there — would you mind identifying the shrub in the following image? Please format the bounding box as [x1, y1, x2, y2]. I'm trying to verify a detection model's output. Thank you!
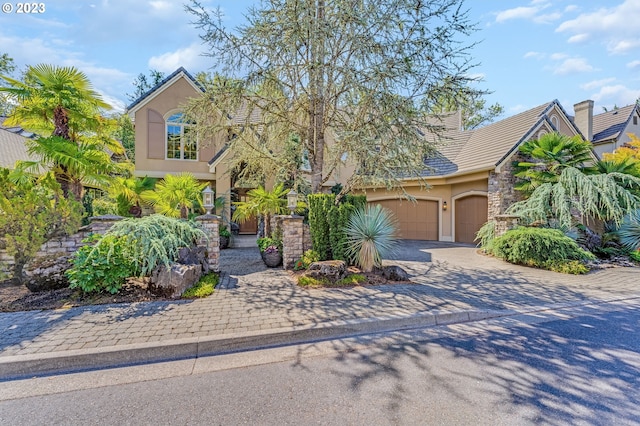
[67, 234, 137, 294]
[345, 204, 398, 272]
[543, 260, 590, 275]
[335, 274, 366, 285]
[297, 275, 330, 287]
[329, 203, 356, 261]
[308, 194, 334, 260]
[219, 225, 231, 238]
[630, 250, 640, 262]
[182, 273, 219, 298]
[294, 249, 320, 270]
[492, 227, 594, 272]
[617, 209, 640, 252]
[67, 215, 206, 294]
[475, 220, 496, 252]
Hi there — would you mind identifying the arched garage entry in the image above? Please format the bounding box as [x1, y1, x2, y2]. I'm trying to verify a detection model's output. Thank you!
[454, 194, 487, 244]
[369, 199, 439, 240]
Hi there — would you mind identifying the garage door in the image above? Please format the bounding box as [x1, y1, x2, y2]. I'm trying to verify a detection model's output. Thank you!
[370, 199, 438, 240]
[455, 195, 487, 244]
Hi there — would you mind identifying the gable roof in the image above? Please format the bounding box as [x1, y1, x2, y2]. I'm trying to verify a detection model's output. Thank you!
[419, 100, 581, 178]
[126, 67, 203, 115]
[592, 104, 638, 144]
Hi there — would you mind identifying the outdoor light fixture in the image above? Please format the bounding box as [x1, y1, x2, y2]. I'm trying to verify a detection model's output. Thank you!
[442, 201, 448, 211]
[287, 188, 298, 214]
[202, 185, 214, 214]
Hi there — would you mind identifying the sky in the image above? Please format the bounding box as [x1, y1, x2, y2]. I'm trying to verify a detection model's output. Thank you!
[1, 0, 639, 118]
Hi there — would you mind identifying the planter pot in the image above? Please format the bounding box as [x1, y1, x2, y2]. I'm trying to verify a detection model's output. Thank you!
[262, 251, 282, 267]
[220, 235, 230, 249]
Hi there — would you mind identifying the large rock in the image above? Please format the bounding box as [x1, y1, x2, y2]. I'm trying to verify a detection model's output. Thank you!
[23, 254, 74, 292]
[379, 265, 410, 281]
[177, 245, 210, 274]
[308, 260, 346, 281]
[149, 263, 203, 299]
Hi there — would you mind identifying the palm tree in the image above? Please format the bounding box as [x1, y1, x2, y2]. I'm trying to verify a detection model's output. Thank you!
[108, 176, 157, 217]
[140, 173, 207, 219]
[232, 183, 290, 237]
[514, 132, 595, 196]
[0, 64, 122, 199]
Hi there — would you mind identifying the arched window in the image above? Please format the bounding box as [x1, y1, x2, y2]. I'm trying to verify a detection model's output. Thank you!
[537, 130, 547, 139]
[166, 112, 197, 160]
[550, 114, 559, 129]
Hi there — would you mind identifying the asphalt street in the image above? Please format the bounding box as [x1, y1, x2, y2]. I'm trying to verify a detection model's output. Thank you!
[1, 300, 639, 425]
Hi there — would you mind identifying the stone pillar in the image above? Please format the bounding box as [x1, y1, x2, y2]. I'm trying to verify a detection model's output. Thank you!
[279, 215, 304, 270]
[195, 214, 221, 273]
[494, 214, 520, 238]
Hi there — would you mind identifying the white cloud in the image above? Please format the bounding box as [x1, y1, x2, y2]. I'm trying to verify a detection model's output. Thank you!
[550, 52, 568, 61]
[580, 78, 617, 91]
[495, 6, 540, 23]
[590, 84, 640, 107]
[627, 60, 640, 69]
[567, 33, 589, 43]
[524, 51, 544, 59]
[552, 58, 595, 75]
[556, 0, 640, 54]
[533, 12, 561, 24]
[564, 5, 578, 13]
[148, 43, 212, 73]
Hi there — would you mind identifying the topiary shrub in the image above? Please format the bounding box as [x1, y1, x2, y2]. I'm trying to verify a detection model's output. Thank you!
[492, 227, 594, 273]
[307, 194, 334, 260]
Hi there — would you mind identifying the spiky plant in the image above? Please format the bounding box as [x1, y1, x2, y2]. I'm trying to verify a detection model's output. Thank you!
[140, 172, 207, 219]
[617, 210, 640, 251]
[345, 204, 398, 272]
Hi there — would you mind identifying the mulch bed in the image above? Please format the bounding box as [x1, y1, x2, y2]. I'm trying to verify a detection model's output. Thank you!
[289, 265, 414, 288]
[0, 278, 166, 313]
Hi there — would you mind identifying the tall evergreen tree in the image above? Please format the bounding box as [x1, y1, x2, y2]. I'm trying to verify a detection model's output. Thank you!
[186, 0, 481, 195]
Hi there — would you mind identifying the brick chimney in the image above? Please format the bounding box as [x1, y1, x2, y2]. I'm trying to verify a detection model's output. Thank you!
[574, 100, 594, 141]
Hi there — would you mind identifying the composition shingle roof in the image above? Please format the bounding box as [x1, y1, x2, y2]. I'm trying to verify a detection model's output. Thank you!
[0, 127, 37, 169]
[419, 101, 558, 177]
[592, 104, 637, 143]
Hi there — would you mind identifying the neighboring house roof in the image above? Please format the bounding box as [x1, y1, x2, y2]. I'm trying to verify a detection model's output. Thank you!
[126, 67, 203, 115]
[592, 104, 638, 144]
[0, 127, 37, 169]
[0, 115, 37, 139]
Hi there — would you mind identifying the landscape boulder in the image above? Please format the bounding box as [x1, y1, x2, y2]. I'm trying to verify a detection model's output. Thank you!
[308, 260, 346, 281]
[177, 245, 210, 274]
[379, 265, 410, 281]
[149, 263, 202, 298]
[23, 254, 74, 292]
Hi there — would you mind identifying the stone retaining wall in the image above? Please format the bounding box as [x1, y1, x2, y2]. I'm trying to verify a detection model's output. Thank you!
[0, 215, 124, 274]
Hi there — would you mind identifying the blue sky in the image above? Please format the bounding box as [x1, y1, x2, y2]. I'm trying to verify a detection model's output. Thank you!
[1, 0, 639, 118]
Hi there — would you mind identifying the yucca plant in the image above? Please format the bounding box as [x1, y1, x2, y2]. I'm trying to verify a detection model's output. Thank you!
[345, 204, 398, 272]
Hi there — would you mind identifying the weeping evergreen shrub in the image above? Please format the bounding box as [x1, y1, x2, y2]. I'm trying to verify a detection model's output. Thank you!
[67, 215, 206, 293]
[492, 227, 594, 274]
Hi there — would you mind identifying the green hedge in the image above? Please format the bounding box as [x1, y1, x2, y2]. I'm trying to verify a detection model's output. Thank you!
[308, 194, 367, 261]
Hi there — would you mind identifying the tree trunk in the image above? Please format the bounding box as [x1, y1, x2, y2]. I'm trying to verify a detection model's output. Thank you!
[309, 0, 326, 193]
[11, 255, 27, 286]
[53, 105, 70, 140]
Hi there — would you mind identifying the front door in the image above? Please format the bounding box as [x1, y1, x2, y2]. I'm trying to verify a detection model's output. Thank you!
[236, 189, 258, 234]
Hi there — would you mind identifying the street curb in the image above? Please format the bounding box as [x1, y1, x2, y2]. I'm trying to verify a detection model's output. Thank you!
[2, 295, 639, 381]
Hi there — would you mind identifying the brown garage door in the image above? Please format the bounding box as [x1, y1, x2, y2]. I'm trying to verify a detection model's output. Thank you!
[455, 195, 487, 244]
[370, 199, 438, 240]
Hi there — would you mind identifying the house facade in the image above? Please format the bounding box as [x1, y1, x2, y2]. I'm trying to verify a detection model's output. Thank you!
[128, 67, 633, 244]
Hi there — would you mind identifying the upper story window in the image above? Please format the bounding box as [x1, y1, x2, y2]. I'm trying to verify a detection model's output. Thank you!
[550, 115, 559, 129]
[166, 113, 197, 160]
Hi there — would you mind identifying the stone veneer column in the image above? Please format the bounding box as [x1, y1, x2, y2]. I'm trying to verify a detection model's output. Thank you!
[279, 215, 304, 270]
[195, 214, 221, 273]
[487, 153, 526, 221]
[494, 214, 520, 238]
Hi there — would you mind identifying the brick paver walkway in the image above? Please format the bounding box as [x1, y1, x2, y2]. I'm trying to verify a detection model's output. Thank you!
[1, 241, 639, 358]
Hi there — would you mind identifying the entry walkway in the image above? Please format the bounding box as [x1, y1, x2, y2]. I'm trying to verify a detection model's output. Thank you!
[1, 241, 639, 378]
